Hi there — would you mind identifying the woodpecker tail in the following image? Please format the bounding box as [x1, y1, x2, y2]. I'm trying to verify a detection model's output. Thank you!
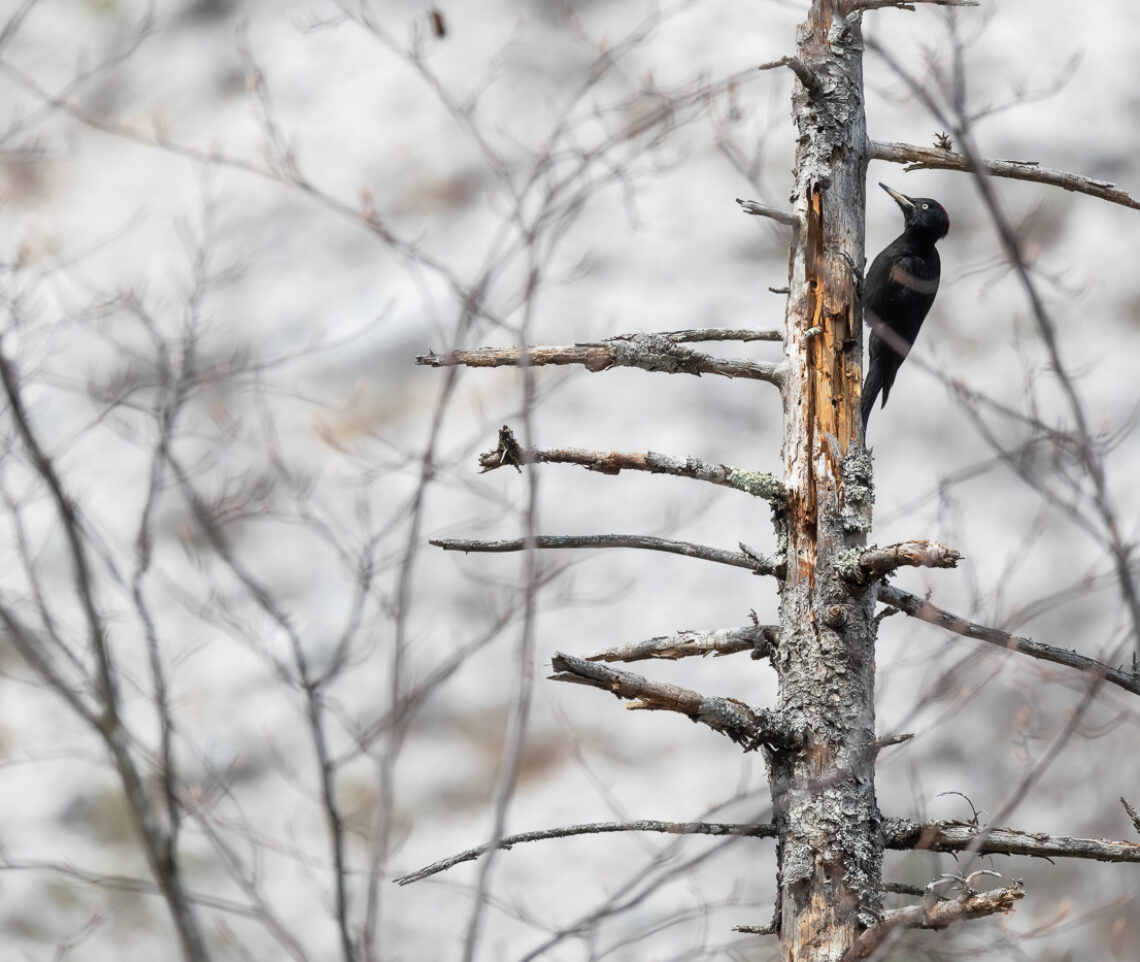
[861, 361, 883, 432]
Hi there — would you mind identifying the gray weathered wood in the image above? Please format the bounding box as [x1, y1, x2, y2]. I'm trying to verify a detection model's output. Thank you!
[766, 4, 880, 959]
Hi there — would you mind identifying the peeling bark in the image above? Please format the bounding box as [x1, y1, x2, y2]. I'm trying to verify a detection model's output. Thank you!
[766, 4, 880, 959]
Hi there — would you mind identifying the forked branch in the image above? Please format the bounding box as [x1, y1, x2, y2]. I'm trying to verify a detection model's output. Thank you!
[843, 880, 1024, 961]
[549, 652, 800, 751]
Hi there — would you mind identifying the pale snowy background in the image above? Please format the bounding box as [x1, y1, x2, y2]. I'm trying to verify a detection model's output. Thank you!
[1, 1, 1138, 960]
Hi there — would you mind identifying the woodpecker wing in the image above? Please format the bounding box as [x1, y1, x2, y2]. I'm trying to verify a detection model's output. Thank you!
[862, 240, 942, 413]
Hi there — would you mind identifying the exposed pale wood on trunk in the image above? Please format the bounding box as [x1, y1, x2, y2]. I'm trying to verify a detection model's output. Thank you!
[767, 4, 880, 959]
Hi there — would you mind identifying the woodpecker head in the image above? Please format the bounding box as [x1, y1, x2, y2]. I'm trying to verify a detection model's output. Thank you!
[880, 182, 950, 242]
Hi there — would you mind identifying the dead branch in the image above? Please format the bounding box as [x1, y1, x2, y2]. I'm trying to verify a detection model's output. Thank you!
[872, 732, 914, 756]
[757, 56, 818, 92]
[736, 197, 797, 228]
[839, 541, 960, 585]
[878, 584, 1140, 696]
[881, 881, 934, 898]
[843, 880, 1023, 960]
[477, 426, 784, 501]
[586, 624, 777, 663]
[633, 328, 782, 343]
[884, 818, 1140, 864]
[394, 812, 1140, 890]
[871, 140, 1140, 212]
[852, 0, 978, 11]
[416, 334, 783, 384]
[549, 652, 799, 751]
[394, 819, 778, 885]
[430, 534, 785, 577]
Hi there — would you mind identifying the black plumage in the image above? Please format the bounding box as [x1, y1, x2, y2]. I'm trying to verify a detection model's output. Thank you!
[861, 182, 950, 431]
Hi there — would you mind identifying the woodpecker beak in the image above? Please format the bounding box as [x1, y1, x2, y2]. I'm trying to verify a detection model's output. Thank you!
[879, 182, 915, 212]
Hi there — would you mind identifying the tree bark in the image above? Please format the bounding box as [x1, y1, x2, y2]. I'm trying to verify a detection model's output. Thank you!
[767, 4, 879, 960]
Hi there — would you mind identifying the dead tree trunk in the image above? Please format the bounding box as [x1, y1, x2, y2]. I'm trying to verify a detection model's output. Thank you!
[768, 4, 879, 958]
[400, 2, 1140, 959]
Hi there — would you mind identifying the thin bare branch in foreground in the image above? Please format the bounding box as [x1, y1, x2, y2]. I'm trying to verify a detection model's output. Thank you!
[393, 819, 779, 885]
[871, 140, 1140, 212]
[586, 624, 777, 663]
[430, 534, 785, 577]
[843, 880, 1024, 961]
[477, 426, 784, 500]
[0, 348, 212, 962]
[877, 584, 1140, 696]
[549, 652, 799, 751]
[416, 336, 784, 384]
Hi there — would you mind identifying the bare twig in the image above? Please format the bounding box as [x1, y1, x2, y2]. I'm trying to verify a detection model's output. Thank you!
[586, 624, 777, 663]
[549, 652, 799, 751]
[1121, 797, 1140, 836]
[164, 453, 353, 962]
[843, 881, 1023, 961]
[878, 584, 1140, 696]
[839, 540, 960, 585]
[732, 923, 777, 935]
[757, 56, 817, 92]
[872, 732, 914, 756]
[0, 0, 39, 55]
[736, 197, 798, 228]
[0, 853, 263, 919]
[871, 140, 1140, 212]
[430, 534, 784, 577]
[416, 335, 784, 384]
[394, 819, 778, 885]
[477, 427, 784, 500]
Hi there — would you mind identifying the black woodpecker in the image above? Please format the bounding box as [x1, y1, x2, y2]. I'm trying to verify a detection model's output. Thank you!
[861, 182, 950, 431]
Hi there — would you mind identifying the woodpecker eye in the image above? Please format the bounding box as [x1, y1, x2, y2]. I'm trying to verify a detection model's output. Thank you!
[922, 203, 929, 209]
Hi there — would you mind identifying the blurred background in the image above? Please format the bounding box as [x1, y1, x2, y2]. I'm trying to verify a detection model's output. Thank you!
[1, 1, 1138, 959]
